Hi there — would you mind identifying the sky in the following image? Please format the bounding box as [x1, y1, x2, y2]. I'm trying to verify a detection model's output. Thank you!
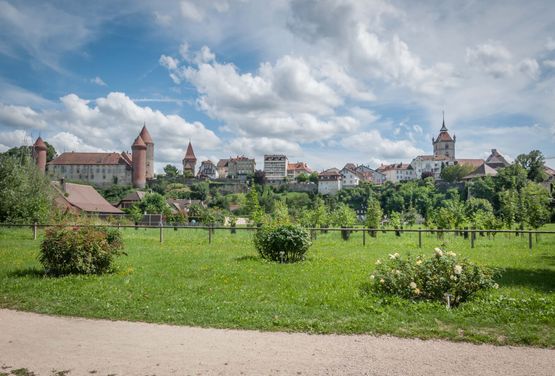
[0, 0, 554, 173]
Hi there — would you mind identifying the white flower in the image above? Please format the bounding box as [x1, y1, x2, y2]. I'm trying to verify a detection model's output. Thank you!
[389, 252, 400, 260]
[416, 259, 422, 265]
[375, 259, 381, 265]
[379, 279, 385, 284]
[434, 248, 444, 257]
[493, 283, 499, 289]
[370, 275, 375, 280]
[454, 265, 463, 275]
[395, 270, 401, 275]
[450, 275, 457, 281]
[446, 251, 457, 257]
[410, 282, 417, 289]
[414, 288, 421, 295]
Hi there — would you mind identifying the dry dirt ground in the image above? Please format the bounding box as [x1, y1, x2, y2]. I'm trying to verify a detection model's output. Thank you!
[0, 309, 553, 376]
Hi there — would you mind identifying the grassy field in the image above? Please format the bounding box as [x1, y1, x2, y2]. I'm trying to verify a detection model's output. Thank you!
[0, 225, 554, 347]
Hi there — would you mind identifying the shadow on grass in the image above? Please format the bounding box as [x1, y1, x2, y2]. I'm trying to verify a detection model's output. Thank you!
[498, 268, 555, 292]
[234, 255, 260, 262]
[7, 267, 46, 278]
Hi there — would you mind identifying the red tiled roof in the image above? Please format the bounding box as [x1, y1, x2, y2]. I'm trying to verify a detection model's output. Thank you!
[184, 142, 196, 160]
[377, 163, 412, 172]
[139, 125, 153, 144]
[53, 182, 123, 214]
[48, 152, 131, 166]
[435, 131, 453, 142]
[33, 137, 47, 150]
[287, 162, 312, 172]
[132, 135, 146, 149]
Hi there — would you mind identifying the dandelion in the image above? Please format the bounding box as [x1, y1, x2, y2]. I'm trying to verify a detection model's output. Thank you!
[454, 265, 463, 275]
[409, 282, 417, 289]
[375, 259, 382, 265]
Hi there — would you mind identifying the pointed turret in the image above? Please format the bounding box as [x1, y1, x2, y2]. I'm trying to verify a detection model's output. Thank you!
[432, 113, 455, 160]
[33, 137, 47, 173]
[131, 135, 147, 188]
[139, 124, 154, 179]
[182, 141, 197, 176]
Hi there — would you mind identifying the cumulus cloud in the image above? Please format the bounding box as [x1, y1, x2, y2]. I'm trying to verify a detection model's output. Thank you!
[0, 103, 47, 129]
[341, 130, 424, 160]
[0, 129, 33, 151]
[90, 76, 107, 86]
[228, 137, 302, 157]
[180, 1, 204, 22]
[518, 58, 540, 80]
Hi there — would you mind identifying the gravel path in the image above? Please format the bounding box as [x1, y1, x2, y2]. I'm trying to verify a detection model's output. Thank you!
[0, 309, 553, 376]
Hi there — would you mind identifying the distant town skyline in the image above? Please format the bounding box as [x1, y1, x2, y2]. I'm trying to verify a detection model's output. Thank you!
[1, 0, 555, 172]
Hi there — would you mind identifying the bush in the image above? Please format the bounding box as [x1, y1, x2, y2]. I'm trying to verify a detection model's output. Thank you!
[253, 224, 312, 263]
[370, 248, 498, 306]
[39, 226, 124, 276]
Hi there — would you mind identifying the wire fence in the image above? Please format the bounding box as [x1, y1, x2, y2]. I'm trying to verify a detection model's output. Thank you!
[1, 222, 554, 250]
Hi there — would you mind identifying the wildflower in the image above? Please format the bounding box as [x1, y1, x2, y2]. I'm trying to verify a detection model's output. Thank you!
[379, 279, 385, 284]
[434, 248, 443, 257]
[450, 275, 457, 281]
[454, 265, 463, 275]
[446, 251, 457, 257]
[409, 282, 417, 289]
[375, 259, 381, 265]
[493, 283, 499, 289]
[389, 252, 400, 260]
[414, 288, 421, 295]
[416, 259, 422, 265]
[370, 275, 375, 280]
[395, 270, 401, 275]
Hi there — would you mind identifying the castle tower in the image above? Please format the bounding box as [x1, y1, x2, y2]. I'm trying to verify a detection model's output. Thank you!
[33, 137, 47, 173]
[139, 124, 154, 179]
[132, 135, 147, 188]
[182, 141, 197, 176]
[432, 113, 456, 160]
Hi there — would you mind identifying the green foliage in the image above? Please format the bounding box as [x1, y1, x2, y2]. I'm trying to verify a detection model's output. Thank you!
[365, 196, 382, 230]
[295, 172, 309, 183]
[2, 142, 56, 162]
[253, 224, 312, 263]
[515, 150, 546, 182]
[163, 164, 179, 177]
[330, 203, 357, 227]
[440, 164, 474, 182]
[370, 248, 498, 306]
[272, 200, 290, 225]
[165, 183, 191, 199]
[190, 182, 210, 201]
[136, 192, 170, 215]
[0, 154, 53, 224]
[495, 164, 528, 192]
[39, 226, 124, 276]
[498, 189, 518, 228]
[308, 171, 319, 184]
[520, 182, 551, 229]
[99, 185, 136, 204]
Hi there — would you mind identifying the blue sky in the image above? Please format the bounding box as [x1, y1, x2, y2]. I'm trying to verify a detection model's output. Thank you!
[1, 0, 554, 172]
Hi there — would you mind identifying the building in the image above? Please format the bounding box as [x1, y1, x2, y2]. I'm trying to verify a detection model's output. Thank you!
[318, 168, 342, 195]
[216, 159, 229, 178]
[52, 181, 123, 216]
[183, 141, 197, 176]
[117, 191, 147, 209]
[228, 156, 256, 179]
[410, 155, 452, 179]
[432, 114, 456, 160]
[38, 125, 154, 189]
[462, 163, 498, 180]
[264, 154, 288, 180]
[197, 160, 218, 179]
[287, 162, 312, 179]
[485, 149, 510, 170]
[340, 164, 361, 187]
[377, 163, 416, 183]
[355, 165, 386, 185]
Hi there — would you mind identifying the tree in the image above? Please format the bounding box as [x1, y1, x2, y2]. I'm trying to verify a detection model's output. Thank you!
[163, 164, 179, 177]
[520, 182, 551, 229]
[498, 189, 518, 228]
[440, 164, 474, 182]
[0, 154, 53, 223]
[245, 185, 264, 224]
[295, 172, 309, 183]
[190, 182, 210, 201]
[365, 196, 382, 236]
[515, 150, 546, 182]
[2, 142, 56, 162]
[253, 170, 267, 186]
[495, 164, 528, 192]
[136, 192, 170, 215]
[308, 171, 319, 184]
[272, 200, 290, 224]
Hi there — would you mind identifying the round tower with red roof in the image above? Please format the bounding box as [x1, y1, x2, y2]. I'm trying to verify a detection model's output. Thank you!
[132, 135, 147, 188]
[139, 124, 154, 179]
[33, 137, 47, 173]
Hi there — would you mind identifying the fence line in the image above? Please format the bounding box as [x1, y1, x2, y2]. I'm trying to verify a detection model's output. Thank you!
[1, 222, 554, 249]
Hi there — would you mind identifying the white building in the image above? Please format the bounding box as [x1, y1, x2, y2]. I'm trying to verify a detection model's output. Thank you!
[318, 168, 342, 195]
[376, 163, 416, 183]
[197, 160, 218, 179]
[340, 164, 361, 187]
[264, 154, 288, 180]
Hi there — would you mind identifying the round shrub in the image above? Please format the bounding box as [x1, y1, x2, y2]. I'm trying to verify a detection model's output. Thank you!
[39, 226, 124, 276]
[253, 224, 312, 263]
[370, 248, 498, 306]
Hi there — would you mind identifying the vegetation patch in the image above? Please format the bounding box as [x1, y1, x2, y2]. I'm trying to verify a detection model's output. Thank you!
[254, 224, 312, 263]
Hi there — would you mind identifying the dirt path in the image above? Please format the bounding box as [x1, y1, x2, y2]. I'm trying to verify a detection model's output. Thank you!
[0, 309, 553, 376]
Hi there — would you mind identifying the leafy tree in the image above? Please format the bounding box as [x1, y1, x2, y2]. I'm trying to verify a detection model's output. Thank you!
[253, 170, 267, 185]
[365, 196, 382, 236]
[515, 150, 546, 182]
[308, 171, 319, 184]
[100, 185, 136, 204]
[0, 154, 53, 223]
[272, 200, 290, 224]
[440, 164, 474, 182]
[190, 182, 210, 201]
[520, 182, 551, 229]
[403, 206, 418, 226]
[465, 198, 494, 219]
[2, 142, 57, 162]
[165, 183, 191, 199]
[295, 172, 309, 183]
[188, 203, 204, 221]
[245, 185, 264, 224]
[163, 164, 179, 177]
[495, 164, 528, 192]
[136, 192, 170, 215]
[498, 189, 518, 228]
[330, 203, 357, 227]
[389, 211, 402, 235]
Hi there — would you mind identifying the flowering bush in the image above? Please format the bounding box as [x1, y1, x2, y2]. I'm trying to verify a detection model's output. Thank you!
[253, 224, 312, 263]
[370, 248, 498, 306]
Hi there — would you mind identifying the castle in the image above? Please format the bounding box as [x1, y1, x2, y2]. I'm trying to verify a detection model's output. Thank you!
[33, 125, 155, 188]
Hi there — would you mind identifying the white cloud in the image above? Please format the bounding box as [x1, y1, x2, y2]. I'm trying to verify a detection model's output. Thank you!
[228, 137, 302, 157]
[0, 103, 48, 129]
[180, 1, 204, 22]
[90, 76, 107, 86]
[542, 59, 555, 69]
[341, 130, 424, 160]
[0, 129, 33, 150]
[159, 54, 180, 70]
[466, 42, 513, 78]
[518, 58, 540, 80]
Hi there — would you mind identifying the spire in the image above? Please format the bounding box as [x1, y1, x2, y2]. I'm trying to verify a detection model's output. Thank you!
[139, 124, 153, 144]
[33, 136, 47, 150]
[132, 135, 146, 149]
[440, 111, 447, 132]
[184, 141, 196, 160]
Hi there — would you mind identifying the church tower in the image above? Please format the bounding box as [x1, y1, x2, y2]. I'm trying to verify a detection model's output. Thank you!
[139, 124, 154, 179]
[432, 113, 456, 160]
[182, 141, 197, 176]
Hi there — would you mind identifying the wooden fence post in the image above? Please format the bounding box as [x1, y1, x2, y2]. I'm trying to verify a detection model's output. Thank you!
[362, 229, 366, 246]
[159, 222, 163, 243]
[418, 228, 422, 248]
[471, 230, 475, 249]
[208, 226, 212, 244]
[528, 231, 532, 250]
[33, 222, 37, 240]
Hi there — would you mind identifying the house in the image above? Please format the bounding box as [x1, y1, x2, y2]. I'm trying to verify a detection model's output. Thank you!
[318, 168, 342, 195]
[340, 164, 361, 187]
[462, 163, 498, 180]
[166, 198, 205, 215]
[485, 149, 510, 170]
[264, 155, 288, 181]
[52, 181, 123, 216]
[197, 160, 218, 180]
[216, 159, 229, 178]
[228, 156, 256, 179]
[117, 191, 147, 209]
[287, 162, 312, 179]
[377, 163, 415, 183]
[355, 165, 386, 185]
